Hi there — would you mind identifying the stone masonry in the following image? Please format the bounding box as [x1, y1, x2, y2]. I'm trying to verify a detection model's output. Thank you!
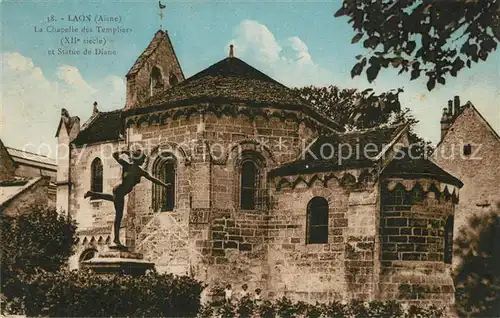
[59, 30, 464, 307]
[433, 98, 500, 268]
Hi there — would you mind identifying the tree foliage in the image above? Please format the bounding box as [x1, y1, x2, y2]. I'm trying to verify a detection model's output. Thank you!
[1, 206, 76, 275]
[10, 269, 203, 317]
[295, 85, 432, 157]
[454, 202, 500, 317]
[294, 85, 403, 130]
[199, 297, 446, 318]
[1, 205, 77, 313]
[335, 0, 500, 90]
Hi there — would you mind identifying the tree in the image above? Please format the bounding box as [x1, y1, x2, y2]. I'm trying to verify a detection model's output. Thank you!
[1, 205, 77, 313]
[295, 85, 432, 157]
[391, 107, 433, 158]
[454, 202, 500, 317]
[335, 0, 500, 90]
[294, 85, 403, 130]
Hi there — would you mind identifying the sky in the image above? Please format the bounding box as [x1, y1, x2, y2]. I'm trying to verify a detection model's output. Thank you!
[1, 0, 499, 158]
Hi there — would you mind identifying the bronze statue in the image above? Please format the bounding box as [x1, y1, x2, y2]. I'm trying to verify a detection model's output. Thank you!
[84, 149, 169, 247]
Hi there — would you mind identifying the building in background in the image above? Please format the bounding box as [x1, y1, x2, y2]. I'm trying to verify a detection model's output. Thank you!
[6, 147, 57, 182]
[433, 96, 500, 267]
[0, 138, 56, 215]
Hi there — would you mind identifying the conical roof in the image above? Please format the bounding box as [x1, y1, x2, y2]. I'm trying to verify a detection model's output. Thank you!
[382, 148, 463, 187]
[126, 57, 342, 131]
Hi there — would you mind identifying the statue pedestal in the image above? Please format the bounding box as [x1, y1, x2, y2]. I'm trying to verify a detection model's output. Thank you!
[82, 245, 154, 276]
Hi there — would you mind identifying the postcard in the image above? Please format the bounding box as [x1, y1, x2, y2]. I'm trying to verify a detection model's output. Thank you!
[1, 1, 499, 317]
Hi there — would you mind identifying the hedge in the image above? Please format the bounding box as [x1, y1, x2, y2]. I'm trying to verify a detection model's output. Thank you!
[7, 269, 203, 317]
[4, 267, 447, 318]
[198, 297, 446, 318]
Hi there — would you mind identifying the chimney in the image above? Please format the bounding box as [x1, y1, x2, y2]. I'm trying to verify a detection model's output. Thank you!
[440, 103, 452, 140]
[453, 96, 460, 117]
[229, 44, 234, 58]
[61, 108, 70, 128]
[93, 101, 99, 115]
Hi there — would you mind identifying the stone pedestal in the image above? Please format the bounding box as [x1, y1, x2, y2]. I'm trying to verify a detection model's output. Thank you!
[82, 246, 154, 276]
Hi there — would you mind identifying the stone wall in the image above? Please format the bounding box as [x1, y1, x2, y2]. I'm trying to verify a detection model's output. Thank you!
[0, 140, 16, 180]
[378, 179, 456, 306]
[2, 177, 51, 216]
[201, 209, 270, 291]
[125, 113, 197, 271]
[69, 141, 124, 231]
[123, 108, 322, 290]
[267, 171, 378, 302]
[12, 162, 56, 205]
[66, 141, 125, 269]
[69, 238, 112, 270]
[14, 163, 56, 181]
[61, 102, 461, 306]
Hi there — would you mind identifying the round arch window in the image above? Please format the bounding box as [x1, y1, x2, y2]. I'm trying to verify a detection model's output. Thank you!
[169, 73, 178, 86]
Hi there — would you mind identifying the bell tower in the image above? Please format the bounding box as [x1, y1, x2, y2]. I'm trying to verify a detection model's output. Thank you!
[125, 30, 184, 109]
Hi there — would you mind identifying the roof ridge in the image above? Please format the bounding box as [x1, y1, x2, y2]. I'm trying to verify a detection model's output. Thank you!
[163, 30, 185, 81]
[80, 112, 100, 131]
[183, 57, 286, 87]
[0, 176, 44, 207]
[97, 108, 122, 115]
[6, 147, 54, 159]
[467, 101, 500, 141]
[126, 30, 165, 77]
[72, 109, 123, 146]
[81, 108, 123, 131]
[433, 101, 500, 152]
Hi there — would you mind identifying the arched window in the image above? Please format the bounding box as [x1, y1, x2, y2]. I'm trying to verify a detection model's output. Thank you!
[241, 160, 258, 210]
[91, 158, 103, 193]
[79, 248, 97, 268]
[169, 73, 178, 86]
[306, 197, 329, 244]
[238, 150, 265, 210]
[152, 154, 176, 212]
[150, 66, 164, 96]
[444, 216, 454, 264]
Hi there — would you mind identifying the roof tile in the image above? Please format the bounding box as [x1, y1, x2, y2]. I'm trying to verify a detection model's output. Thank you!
[7, 148, 56, 166]
[126, 57, 342, 131]
[72, 110, 123, 146]
[383, 149, 463, 187]
[269, 124, 406, 177]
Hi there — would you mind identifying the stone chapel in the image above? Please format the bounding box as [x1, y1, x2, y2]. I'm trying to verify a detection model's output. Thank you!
[56, 30, 463, 306]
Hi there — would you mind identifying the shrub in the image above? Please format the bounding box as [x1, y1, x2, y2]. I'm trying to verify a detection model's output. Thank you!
[19, 269, 204, 317]
[258, 300, 276, 318]
[237, 296, 256, 318]
[1, 205, 76, 314]
[320, 300, 347, 318]
[275, 297, 302, 317]
[454, 206, 500, 317]
[1, 205, 76, 275]
[202, 297, 445, 317]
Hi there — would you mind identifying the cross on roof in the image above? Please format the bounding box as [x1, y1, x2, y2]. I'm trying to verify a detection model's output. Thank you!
[158, 1, 166, 29]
